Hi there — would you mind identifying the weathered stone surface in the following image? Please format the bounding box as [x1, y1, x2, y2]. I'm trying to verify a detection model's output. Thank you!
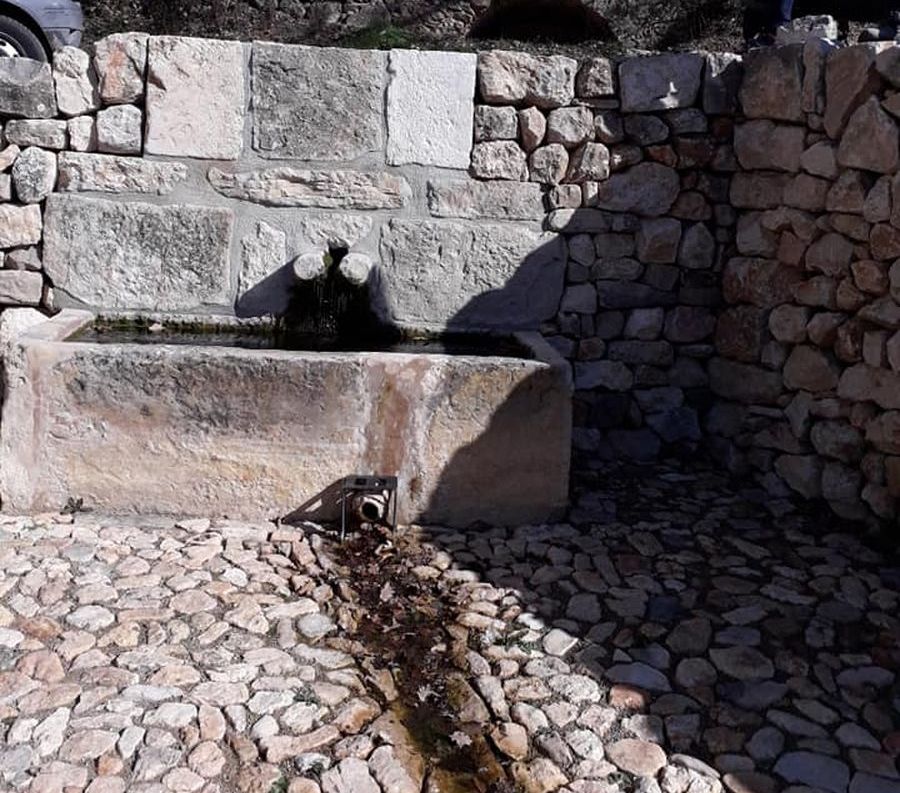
[774, 752, 850, 793]
[58, 153, 187, 195]
[518, 107, 546, 151]
[12, 147, 56, 204]
[478, 50, 576, 109]
[678, 223, 715, 269]
[426, 180, 545, 221]
[825, 44, 882, 139]
[769, 302, 810, 342]
[637, 218, 681, 263]
[715, 305, 767, 360]
[0, 205, 42, 249]
[588, 163, 679, 217]
[577, 56, 615, 97]
[0, 59, 56, 118]
[730, 173, 790, 209]
[4, 119, 67, 150]
[43, 195, 233, 310]
[529, 144, 569, 185]
[839, 363, 900, 409]
[53, 46, 99, 117]
[838, 97, 900, 173]
[378, 219, 565, 331]
[250, 47, 373, 162]
[704, 51, 743, 114]
[207, 167, 410, 209]
[2, 311, 569, 526]
[567, 143, 610, 183]
[723, 258, 803, 308]
[67, 116, 96, 153]
[871, 224, 900, 260]
[775, 455, 823, 498]
[801, 140, 839, 178]
[475, 105, 518, 142]
[93, 32, 149, 104]
[607, 739, 667, 777]
[806, 233, 853, 277]
[734, 121, 805, 171]
[470, 142, 528, 181]
[146, 36, 245, 159]
[386, 50, 475, 168]
[0, 272, 43, 306]
[740, 45, 804, 122]
[783, 346, 840, 392]
[237, 220, 288, 315]
[546, 106, 594, 147]
[709, 359, 783, 404]
[96, 105, 142, 155]
[619, 53, 703, 112]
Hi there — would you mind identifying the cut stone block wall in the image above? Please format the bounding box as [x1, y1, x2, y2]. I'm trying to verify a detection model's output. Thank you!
[4, 32, 900, 527]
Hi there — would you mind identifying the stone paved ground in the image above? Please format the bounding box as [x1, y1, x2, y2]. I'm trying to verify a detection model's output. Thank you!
[0, 461, 898, 793]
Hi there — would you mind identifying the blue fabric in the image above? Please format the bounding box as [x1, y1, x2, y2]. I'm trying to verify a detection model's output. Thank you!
[775, 0, 793, 26]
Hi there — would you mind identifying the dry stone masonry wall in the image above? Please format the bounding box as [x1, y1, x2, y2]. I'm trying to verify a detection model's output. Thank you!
[708, 40, 900, 527]
[4, 31, 900, 527]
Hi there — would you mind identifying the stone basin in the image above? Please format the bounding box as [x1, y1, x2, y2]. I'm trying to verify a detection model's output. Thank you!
[0, 310, 572, 527]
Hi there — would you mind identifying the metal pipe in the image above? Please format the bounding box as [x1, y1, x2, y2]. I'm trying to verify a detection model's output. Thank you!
[351, 492, 389, 523]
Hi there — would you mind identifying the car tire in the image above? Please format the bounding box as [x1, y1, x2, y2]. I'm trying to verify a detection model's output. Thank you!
[0, 15, 48, 61]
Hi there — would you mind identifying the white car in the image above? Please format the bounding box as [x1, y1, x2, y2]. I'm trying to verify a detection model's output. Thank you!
[0, 0, 83, 61]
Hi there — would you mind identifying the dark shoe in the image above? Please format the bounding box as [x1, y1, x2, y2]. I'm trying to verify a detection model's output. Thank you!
[745, 32, 775, 49]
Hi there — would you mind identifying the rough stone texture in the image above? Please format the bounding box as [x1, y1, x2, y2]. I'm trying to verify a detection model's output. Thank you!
[478, 51, 577, 109]
[237, 220, 289, 315]
[824, 44, 882, 139]
[577, 57, 615, 98]
[207, 167, 410, 210]
[67, 116, 97, 153]
[426, 180, 545, 221]
[145, 36, 245, 160]
[0, 204, 42, 249]
[474, 105, 518, 142]
[95, 105, 142, 155]
[703, 51, 743, 114]
[93, 32, 149, 105]
[588, 163, 679, 217]
[57, 153, 187, 195]
[619, 53, 704, 112]
[386, 50, 476, 168]
[377, 219, 565, 331]
[252, 43, 384, 161]
[0, 58, 57, 118]
[837, 97, 900, 173]
[1, 311, 570, 527]
[734, 121, 804, 172]
[4, 119, 67, 150]
[470, 142, 528, 181]
[0, 271, 43, 306]
[740, 45, 804, 122]
[53, 46, 100, 117]
[42, 195, 234, 311]
[12, 147, 57, 204]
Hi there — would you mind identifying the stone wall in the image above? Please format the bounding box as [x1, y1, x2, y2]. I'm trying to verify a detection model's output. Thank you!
[5, 32, 900, 527]
[707, 40, 900, 526]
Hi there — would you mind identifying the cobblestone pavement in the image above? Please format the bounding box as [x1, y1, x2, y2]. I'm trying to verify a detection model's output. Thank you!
[0, 461, 898, 793]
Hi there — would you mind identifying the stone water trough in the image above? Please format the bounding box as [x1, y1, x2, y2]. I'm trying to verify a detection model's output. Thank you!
[0, 310, 572, 527]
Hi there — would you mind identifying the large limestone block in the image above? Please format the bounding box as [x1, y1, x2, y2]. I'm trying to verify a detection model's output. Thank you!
[619, 53, 704, 112]
[740, 45, 804, 122]
[837, 97, 900, 174]
[824, 44, 883, 139]
[237, 220, 289, 316]
[386, 50, 476, 168]
[377, 220, 565, 331]
[0, 58, 56, 118]
[207, 167, 410, 210]
[426, 179, 545, 221]
[252, 43, 385, 161]
[43, 195, 234, 310]
[477, 51, 576, 109]
[93, 32, 149, 105]
[0, 205, 42, 248]
[587, 162, 679, 217]
[58, 152, 187, 194]
[145, 36, 245, 160]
